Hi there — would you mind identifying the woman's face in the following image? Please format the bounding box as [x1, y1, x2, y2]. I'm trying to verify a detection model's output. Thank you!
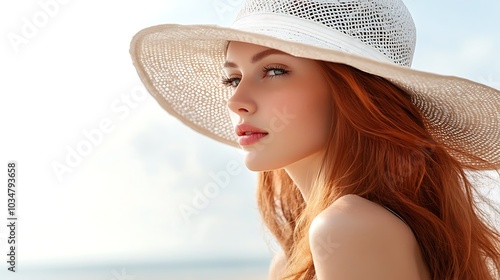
[225, 41, 332, 171]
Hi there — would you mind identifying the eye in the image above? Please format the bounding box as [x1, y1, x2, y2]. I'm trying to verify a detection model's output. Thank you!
[221, 77, 240, 88]
[263, 66, 289, 77]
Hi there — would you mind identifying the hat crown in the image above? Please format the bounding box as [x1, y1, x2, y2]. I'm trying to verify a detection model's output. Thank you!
[235, 0, 416, 67]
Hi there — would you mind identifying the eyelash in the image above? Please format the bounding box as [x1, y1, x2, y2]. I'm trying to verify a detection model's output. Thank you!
[263, 65, 289, 78]
[221, 65, 290, 88]
[221, 77, 239, 88]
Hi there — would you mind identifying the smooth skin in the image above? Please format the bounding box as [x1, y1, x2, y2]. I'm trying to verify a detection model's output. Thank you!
[269, 195, 431, 280]
[224, 42, 431, 280]
[225, 41, 332, 199]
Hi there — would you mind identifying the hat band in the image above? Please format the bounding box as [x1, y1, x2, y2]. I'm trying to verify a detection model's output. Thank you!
[231, 13, 395, 65]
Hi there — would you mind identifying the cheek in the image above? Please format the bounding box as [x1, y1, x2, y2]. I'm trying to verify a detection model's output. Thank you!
[293, 101, 331, 145]
[289, 86, 331, 139]
[271, 88, 331, 157]
[240, 88, 331, 171]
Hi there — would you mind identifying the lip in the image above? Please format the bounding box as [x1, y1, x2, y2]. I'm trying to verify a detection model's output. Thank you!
[235, 123, 269, 146]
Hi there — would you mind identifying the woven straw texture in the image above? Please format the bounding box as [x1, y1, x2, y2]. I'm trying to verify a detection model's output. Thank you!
[236, 0, 415, 66]
[130, 0, 500, 169]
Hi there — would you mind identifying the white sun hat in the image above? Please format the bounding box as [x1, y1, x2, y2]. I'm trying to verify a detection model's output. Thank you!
[129, 0, 500, 169]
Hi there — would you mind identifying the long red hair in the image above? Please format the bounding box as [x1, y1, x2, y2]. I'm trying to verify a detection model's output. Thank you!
[257, 61, 500, 279]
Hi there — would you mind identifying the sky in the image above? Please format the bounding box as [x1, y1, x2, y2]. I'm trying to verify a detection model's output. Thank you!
[0, 0, 499, 277]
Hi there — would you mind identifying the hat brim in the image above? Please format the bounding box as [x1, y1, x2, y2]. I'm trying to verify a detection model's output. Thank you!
[130, 24, 500, 169]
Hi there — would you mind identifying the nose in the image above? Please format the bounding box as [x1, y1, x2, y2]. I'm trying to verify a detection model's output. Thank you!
[226, 81, 257, 116]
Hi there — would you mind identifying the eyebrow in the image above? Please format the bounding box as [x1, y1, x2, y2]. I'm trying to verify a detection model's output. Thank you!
[223, 49, 290, 68]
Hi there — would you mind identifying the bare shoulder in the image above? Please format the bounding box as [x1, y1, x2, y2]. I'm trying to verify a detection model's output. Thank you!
[310, 194, 411, 236]
[268, 249, 286, 280]
[309, 194, 429, 280]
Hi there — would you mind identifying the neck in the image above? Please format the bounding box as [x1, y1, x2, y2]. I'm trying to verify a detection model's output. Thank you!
[284, 152, 324, 201]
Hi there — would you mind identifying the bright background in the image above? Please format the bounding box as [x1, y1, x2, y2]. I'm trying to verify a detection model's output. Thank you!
[0, 0, 499, 279]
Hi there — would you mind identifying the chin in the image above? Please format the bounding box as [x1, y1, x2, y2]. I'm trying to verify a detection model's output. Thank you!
[242, 151, 286, 172]
[243, 156, 271, 172]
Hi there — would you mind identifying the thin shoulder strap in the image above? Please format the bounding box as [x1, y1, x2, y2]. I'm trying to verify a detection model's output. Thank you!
[384, 206, 409, 226]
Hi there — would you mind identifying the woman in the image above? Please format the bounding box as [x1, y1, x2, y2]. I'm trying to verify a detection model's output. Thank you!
[130, 0, 500, 279]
